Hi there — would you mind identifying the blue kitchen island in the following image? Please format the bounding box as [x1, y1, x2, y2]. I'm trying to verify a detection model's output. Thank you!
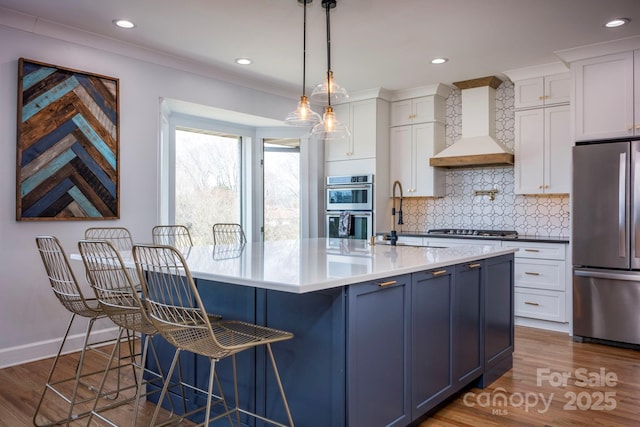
[146, 238, 516, 427]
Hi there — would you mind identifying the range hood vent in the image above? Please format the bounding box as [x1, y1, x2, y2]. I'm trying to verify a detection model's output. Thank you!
[430, 76, 514, 168]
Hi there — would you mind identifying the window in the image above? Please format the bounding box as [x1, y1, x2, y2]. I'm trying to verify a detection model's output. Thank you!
[263, 139, 300, 241]
[174, 128, 241, 245]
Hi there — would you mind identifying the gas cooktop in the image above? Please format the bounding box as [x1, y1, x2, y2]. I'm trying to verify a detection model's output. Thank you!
[427, 228, 518, 237]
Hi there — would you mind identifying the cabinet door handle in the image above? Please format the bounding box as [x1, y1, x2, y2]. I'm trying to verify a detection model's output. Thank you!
[525, 272, 540, 276]
[468, 263, 481, 269]
[628, 126, 634, 131]
[431, 269, 448, 276]
[538, 96, 544, 101]
[377, 280, 397, 287]
[524, 301, 540, 306]
[636, 124, 640, 130]
[524, 249, 540, 252]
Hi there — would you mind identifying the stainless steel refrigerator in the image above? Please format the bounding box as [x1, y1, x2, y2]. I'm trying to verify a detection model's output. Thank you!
[573, 139, 640, 346]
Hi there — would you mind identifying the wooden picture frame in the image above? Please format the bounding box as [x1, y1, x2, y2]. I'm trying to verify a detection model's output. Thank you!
[16, 58, 120, 221]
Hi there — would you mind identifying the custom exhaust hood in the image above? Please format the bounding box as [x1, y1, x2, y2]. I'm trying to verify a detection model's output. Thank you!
[430, 76, 514, 168]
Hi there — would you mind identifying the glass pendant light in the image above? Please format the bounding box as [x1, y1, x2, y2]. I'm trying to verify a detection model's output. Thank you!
[311, 0, 350, 141]
[285, 0, 321, 127]
[310, 0, 348, 104]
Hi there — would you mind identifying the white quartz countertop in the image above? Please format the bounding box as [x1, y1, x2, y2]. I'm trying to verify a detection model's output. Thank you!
[72, 238, 516, 294]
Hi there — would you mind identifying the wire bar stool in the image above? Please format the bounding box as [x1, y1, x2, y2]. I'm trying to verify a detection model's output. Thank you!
[79, 239, 197, 426]
[212, 223, 246, 245]
[132, 244, 295, 427]
[85, 227, 140, 290]
[33, 236, 125, 427]
[84, 227, 134, 251]
[152, 225, 193, 248]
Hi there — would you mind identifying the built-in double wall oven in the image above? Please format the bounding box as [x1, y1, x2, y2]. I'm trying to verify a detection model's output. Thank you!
[325, 174, 373, 239]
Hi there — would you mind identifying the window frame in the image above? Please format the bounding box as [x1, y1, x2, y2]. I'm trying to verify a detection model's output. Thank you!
[159, 101, 325, 242]
[162, 112, 254, 240]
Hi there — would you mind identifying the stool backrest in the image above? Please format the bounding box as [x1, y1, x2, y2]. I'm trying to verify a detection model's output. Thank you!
[212, 223, 246, 245]
[78, 240, 152, 332]
[152, 225, 193, 247]
[35, 235, 98, 317]
[85, 227, 134, 251]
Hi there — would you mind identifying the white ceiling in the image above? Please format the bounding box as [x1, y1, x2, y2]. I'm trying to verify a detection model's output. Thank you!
[1, 0, 640, 98]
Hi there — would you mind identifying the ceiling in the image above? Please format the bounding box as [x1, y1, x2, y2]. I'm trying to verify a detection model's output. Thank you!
[1, 0, 640, 99]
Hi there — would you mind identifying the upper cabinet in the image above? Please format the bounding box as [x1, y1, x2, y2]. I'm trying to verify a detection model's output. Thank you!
[390, 95, 446, 127]
[388, 85, 450, 198]
[514, 105, 571, 194]
[572, 51, 636, 141]
[506, 65, 571, 195]
[326, 99, 378, 162]
[513, 73, 570, 110]
[390, 122, 445, 197]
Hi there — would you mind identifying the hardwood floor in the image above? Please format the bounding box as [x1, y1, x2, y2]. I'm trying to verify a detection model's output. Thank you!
[420, 327, 640, 427]
[0, 326, 638, 426]
[0, 341, 196, 427]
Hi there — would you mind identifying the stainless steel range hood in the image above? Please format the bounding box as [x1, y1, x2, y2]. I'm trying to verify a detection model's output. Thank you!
[430, 76, 514, 168]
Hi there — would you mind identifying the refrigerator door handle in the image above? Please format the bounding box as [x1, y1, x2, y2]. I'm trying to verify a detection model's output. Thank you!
[619, 153, 627, 258]
[574, 269, 640, 281]
[634, 145, 640, 262]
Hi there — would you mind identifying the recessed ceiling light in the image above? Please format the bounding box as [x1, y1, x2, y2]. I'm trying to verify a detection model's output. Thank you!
[235, 58, 252, 65]
[112, 19, 135, 29]
[605, 18, 630, 28]
[431, 58, 448, 65]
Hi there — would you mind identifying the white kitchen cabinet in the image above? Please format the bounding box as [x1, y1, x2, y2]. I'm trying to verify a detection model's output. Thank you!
[390, 96, 445, 127]
[501, 241, 568, 325]
[389, 122, 445, 197]
[514, 104, 571, 194]
[573, 51, 636, 141]
[325, 99, 377, 161]
[513, 73, 570, 110]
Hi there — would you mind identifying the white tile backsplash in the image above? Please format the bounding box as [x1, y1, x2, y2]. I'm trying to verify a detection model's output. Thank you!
[400, 81, 570, 238]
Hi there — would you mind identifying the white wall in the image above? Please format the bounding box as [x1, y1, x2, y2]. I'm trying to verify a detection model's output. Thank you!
[0, 23, 298, 367]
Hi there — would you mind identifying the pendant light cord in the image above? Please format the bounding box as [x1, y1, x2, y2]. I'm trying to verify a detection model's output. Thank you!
[325, 0, 332, 106]
[302, 0, 308, 96]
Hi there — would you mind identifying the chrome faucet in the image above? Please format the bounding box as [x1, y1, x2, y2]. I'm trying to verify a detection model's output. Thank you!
[389, 180, 404, 246]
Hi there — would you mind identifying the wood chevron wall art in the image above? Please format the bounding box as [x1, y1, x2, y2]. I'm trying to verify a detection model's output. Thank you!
[16, 58, 120, 220]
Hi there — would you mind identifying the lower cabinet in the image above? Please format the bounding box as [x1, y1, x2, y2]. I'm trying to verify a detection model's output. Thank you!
[347, 274, 411, 427]
[347, 256, 514, 426]
[411, 267, 453, 418]
[452, 261, 483, 390]
[502, 241, 568, 326]
[480, 254, 515, 387]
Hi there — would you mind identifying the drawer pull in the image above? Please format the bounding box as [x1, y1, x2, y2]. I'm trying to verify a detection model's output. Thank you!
[525, 272, 540, 276]
[468, 263, 481, 269]
[524, 301, 540, 306]
[377, 280, 397, 287]
[431, 269, 448, 276]
[524, 249, 540, 252]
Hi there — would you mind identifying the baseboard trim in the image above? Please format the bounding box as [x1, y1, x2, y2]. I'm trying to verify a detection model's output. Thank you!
[0, 326, 120, 369]
[515, 317, 570, 334]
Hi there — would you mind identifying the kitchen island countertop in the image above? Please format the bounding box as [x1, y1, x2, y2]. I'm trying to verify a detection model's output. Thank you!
[127, 237, 516, 294]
